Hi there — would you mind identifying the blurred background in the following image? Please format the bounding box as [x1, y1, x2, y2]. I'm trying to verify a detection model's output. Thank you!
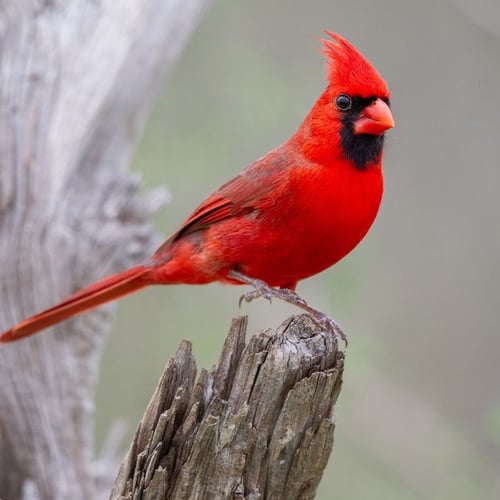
[95, 0, 500, 498]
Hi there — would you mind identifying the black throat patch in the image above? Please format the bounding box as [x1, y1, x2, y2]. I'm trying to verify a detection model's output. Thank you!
[339, 96, 388, 170]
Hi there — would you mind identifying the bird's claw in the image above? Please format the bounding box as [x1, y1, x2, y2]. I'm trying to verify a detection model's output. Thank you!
[316, 314, 349, 347]
[238, 288, 271, 307]
[238, 280, 281, 307]
[230, 269, 348, 347]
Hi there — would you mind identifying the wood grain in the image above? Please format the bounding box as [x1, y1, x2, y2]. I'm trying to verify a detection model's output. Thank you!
[112, 315, 344, 500]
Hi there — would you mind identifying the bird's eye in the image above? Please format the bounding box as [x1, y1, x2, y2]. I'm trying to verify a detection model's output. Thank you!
[335, 94, 352, 111]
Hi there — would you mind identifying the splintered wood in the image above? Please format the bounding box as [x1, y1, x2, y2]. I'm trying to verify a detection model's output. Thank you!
[112, 314, 344, 500]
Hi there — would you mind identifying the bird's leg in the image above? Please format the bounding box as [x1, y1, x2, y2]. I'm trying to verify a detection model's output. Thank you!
[228, 270, 348, 345]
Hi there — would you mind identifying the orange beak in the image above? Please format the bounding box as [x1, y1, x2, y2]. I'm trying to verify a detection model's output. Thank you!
[353, 98, 394, 136]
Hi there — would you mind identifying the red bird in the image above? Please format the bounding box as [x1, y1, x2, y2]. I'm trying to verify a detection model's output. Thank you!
[0, 32, 394, 344]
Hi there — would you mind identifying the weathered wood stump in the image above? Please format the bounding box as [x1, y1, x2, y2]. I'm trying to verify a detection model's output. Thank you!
[112, 315, 344, 500]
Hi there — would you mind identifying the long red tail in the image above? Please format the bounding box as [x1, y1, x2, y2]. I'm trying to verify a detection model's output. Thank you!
[0, 266, 150, 343]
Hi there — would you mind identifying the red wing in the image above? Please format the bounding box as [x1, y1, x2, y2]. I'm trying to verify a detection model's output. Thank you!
[151, 196, 236, 257]
[152, 152, 286, 257]
[172, 194, 251, 239]
[151, 178, 257, 257]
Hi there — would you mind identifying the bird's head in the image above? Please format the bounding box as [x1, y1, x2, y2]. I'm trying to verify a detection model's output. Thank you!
[297, 32, 394, 170]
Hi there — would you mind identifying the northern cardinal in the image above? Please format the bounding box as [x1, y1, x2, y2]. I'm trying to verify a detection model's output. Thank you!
[0, 32, 394, 344]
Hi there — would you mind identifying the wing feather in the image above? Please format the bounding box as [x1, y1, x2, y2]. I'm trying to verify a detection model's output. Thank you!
[151, 151, 287, 258]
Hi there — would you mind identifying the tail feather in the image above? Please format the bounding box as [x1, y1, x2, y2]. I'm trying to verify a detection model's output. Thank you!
[0, 266, 150, 343]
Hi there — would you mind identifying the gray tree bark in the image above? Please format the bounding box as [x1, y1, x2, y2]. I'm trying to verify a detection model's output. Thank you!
[0, 1, 211, 499]
[112, 315, 344, 500]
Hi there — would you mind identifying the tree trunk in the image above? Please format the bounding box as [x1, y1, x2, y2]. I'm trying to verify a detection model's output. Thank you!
[0, 2, 210, 499]
[112, 315, 344, 500]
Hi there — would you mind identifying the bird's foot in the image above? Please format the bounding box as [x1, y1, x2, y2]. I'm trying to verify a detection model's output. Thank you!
[236, 276, 291, 307]
[228, 270, 348, 346]
[311, 311, 349, 346]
